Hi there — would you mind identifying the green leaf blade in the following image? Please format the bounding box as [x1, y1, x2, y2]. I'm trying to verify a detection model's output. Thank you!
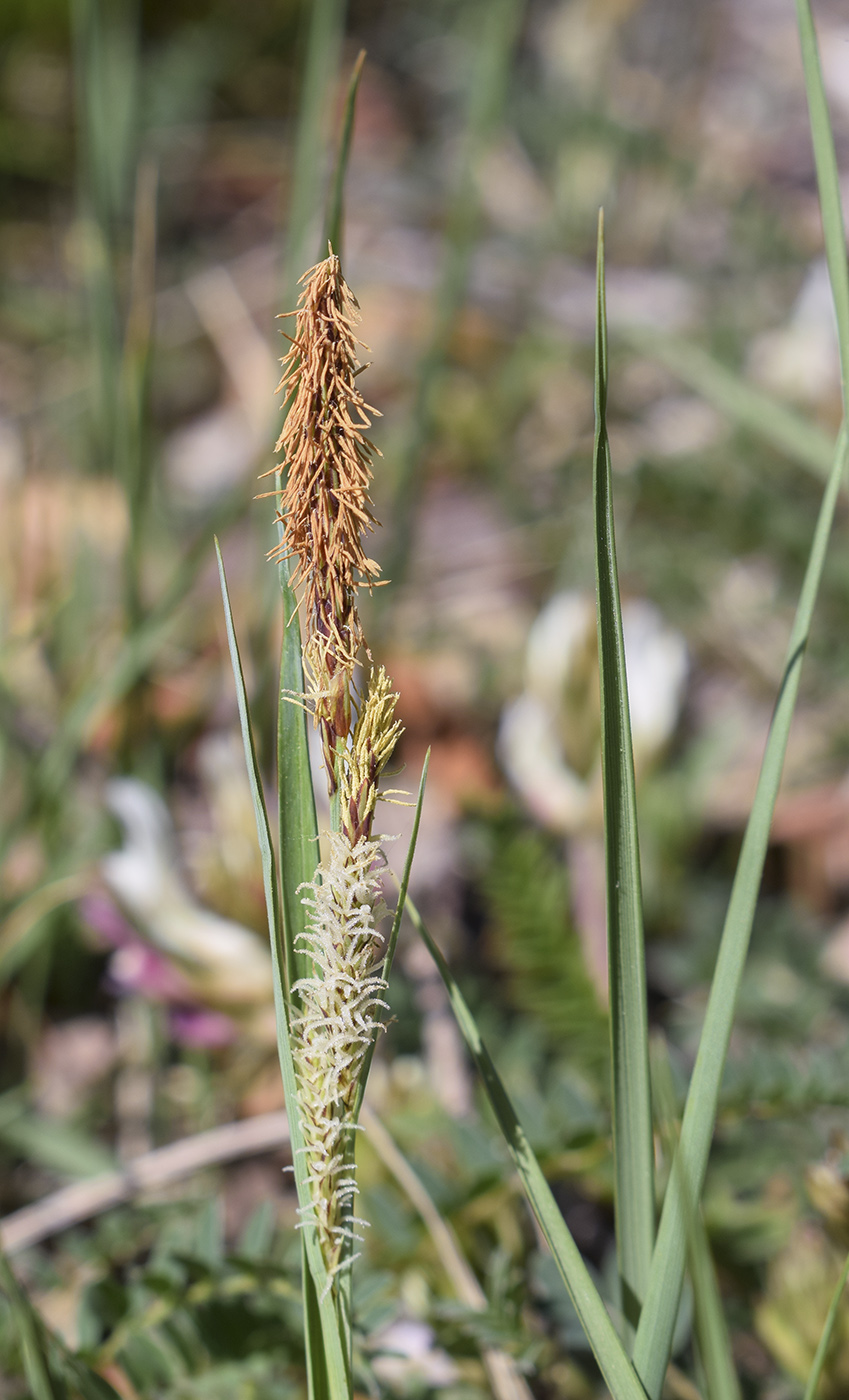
[620, 325, 835, 482]
[405, 895, 648, 1400]
[593, 212, 654, 1336]
[283, 0, 346, 302]
[796, 0, 849, 411]
[383, 0, 525, 593]
[0, 1250, 59, 1400]
[633, 9, 849, 1389]
[689, 1209, 742, 1400]
[633, 426, 849, 1397]
[355, 750, 430, 1119]
[652, 1040, 741, 1400]
[216, 541, 351, 1400]
[803, 1247, 849, 1400]
[324, 49, 366, 259]
[278, 555, 320, 998]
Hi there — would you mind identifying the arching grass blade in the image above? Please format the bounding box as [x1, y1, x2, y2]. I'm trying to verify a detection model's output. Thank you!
[354, 750, 430, 1118]
[405, 893, 648, 1400]
[620, 326, 834, 482]
[0, 1249, 58, 1400]
[803, 1248, 849, 1400]
[633, 4, 849, 1386]
[632, 423, 849, 1397]
[796, 0, 849, 410]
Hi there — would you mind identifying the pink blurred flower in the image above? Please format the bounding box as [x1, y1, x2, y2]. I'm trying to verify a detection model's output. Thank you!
[79, 893, 237, 1047]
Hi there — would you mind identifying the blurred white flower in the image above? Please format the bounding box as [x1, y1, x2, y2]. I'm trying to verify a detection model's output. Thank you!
[102, 778, 273, 1009]
[499, 591, 688, 835]
[370, 1318, 459, 1390]
[746, 259, 841, 407]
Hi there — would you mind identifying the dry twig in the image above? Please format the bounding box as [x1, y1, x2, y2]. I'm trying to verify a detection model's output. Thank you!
[0, 1111, 289, 1255]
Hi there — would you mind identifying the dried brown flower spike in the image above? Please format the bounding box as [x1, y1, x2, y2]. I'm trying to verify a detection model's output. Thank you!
[267, 251, 382, 785]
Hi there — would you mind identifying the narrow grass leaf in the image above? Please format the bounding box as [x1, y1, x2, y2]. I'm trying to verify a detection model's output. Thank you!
[0, 1250, 59, 1400]
[354, 749, 430, 1119]
[118, 158, 158, 633]
[57, 1354, 122, 1400]
[633, 424, 849, 1397]
[0, 1113, 115, 1179]
[70, 0, 137, 477]
[634, 9, 849, 1391]
[362, 1102, 534, 1400]
[384, 0, 525, 592]
[217, 538, 283, 999]
[620, 325, 835, 481]
[405, 892, 648, 1400]
[36, 489, 245, 806]
[237, 1199, 276, 1260]
[594, 210, 654, 1336]
[216, 541, 351, 1400]
[0, 876, 85, 990]
[689, 1206, 742, 1400]
[303, 1235, 331, 1400]
[803, 1247, 849, 1400]
[796, 0, 849, 410]
[324, 49, 366, 257]
[278, 554, 319, 997]
[192, 1198, 224, 1269]
[652, 1038, 741, 1400]
[283, 0, 346, 301]
[381, 749, 429, 987]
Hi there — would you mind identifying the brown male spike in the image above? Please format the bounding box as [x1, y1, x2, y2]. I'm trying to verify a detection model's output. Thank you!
[266, 251, 383, 784]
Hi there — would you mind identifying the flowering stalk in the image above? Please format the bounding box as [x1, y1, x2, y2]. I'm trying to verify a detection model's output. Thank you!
[269, 251, 402, 1288]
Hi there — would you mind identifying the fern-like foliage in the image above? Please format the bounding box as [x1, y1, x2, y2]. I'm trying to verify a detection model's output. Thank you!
[481, 818, 608, 1076]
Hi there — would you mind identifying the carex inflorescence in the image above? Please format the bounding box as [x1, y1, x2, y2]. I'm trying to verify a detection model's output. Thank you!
[267, 250, 402, 1287]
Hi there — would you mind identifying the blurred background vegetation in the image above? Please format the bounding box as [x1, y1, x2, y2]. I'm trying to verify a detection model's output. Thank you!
[3, 0, 849, 1395]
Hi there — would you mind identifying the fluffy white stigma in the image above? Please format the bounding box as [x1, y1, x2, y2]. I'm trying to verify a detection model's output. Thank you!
[291, 830, 388, 1283]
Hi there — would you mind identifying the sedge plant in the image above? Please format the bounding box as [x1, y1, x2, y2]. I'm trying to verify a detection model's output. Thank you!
[407, 4, 849, 1398]
[2, 4, 849, 1398]
[215, 2, 849, 1397]
[217, 241, 420, 1397]
[411, 13, 848, 1400]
